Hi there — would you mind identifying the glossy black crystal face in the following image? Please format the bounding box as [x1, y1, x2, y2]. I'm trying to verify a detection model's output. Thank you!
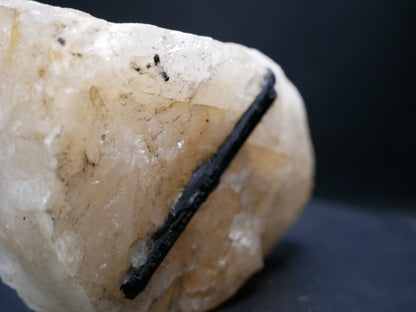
[120, 69, 277, 300]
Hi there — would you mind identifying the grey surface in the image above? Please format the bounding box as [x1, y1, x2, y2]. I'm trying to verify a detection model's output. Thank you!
[1, 198, 415, 311]
[217, 199, 416, 312]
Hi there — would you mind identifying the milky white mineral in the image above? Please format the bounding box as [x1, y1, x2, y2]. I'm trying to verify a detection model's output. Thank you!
[0, 0, 314, 311]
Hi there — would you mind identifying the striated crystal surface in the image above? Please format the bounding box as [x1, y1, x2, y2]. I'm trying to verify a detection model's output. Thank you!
[0, 0, 314, 311]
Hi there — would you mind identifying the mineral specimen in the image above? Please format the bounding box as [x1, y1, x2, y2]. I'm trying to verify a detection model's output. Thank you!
[0, 0, 314, 311]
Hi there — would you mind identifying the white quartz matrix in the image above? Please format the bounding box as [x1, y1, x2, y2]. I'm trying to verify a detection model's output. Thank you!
[0, 0, 314, 311]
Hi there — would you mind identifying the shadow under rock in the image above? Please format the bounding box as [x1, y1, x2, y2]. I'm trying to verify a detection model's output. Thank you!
[215, 240, 301, 311]
[0, 280, 32, 312]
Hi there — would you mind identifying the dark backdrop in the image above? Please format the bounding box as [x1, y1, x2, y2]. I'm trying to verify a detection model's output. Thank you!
[40, 0, 416, 207]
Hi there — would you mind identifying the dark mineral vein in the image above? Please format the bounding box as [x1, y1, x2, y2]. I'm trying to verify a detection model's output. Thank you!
[120, 69, 277, 299]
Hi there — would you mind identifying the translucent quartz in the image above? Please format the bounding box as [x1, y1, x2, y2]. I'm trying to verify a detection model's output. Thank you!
[0, 0, 314, 311]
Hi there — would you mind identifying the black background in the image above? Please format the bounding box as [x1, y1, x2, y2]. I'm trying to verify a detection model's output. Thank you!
[1, 1, 415, 312]
[37, 0, 416, 207]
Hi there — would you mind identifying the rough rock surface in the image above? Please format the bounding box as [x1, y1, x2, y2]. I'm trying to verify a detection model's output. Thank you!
[0, 0, 314, 311]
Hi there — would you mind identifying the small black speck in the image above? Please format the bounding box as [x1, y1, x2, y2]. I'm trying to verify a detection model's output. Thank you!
[146, 63, 151, 69]
[206, 119, 209, 123]
[23, 216, 26, 220]
[134, 67, 141, 72]
[162, 71, 169, 81]
[57, 37, 66, 45]
[154, 54, 160, 65]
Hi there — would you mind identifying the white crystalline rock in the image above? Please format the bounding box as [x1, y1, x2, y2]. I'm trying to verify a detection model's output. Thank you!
[0, 0, 314, 311]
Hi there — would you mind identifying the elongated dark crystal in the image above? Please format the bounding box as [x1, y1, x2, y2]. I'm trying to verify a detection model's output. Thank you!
[121, 69, 277, 299]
